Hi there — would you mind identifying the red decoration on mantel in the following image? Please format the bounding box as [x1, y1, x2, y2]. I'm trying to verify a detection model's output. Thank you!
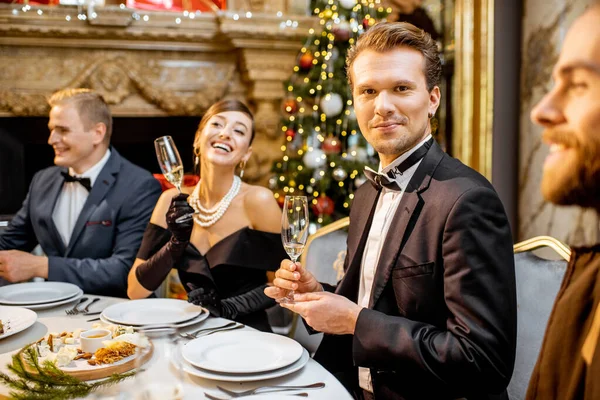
[126, 0, 226, 12]
[153, 174, 199, 192]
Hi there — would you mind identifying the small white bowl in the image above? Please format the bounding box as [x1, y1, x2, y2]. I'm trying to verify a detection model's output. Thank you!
[80, 329, 111, 353]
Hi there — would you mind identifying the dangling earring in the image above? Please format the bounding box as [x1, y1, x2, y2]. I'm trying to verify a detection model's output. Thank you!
[193, 147, 201, 177]
[239, 160, 246, 179]
[428, 111, 434, 119]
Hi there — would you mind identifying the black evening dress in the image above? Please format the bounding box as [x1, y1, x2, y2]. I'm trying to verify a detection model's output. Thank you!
[136, 224, 288, 332]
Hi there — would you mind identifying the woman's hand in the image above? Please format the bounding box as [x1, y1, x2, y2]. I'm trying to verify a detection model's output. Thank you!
[166, 193, 194, 243]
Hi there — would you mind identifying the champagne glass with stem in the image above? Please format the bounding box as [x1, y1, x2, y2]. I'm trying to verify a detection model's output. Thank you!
[280, 195, 309, 304]
[154, 135, 184, 193]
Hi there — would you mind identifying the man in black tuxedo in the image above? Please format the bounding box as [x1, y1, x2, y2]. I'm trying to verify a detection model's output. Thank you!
[266, 22, 516, 399]
[0, 89, 161, 296]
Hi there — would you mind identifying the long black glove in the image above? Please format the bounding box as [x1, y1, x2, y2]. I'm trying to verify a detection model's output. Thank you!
[187, 282, 275, 320]
[135, 193, 194, 292]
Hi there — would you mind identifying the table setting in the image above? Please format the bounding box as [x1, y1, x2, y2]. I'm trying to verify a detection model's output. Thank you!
[0, 287, 351, 400]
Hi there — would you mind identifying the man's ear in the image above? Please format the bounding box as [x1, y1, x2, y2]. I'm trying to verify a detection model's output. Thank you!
[428, 86, 441, 116]
[92, 122, 107, 146]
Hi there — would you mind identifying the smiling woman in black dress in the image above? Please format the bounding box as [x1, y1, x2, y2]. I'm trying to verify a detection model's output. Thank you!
[127, 100, 287, 332]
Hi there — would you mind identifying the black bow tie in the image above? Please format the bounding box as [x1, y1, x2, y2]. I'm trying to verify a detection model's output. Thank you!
[60, 171, 92, 192]
[364, 138, 434, 191]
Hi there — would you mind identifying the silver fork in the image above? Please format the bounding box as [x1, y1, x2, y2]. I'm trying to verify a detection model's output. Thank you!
[65, 297, 88, 315]
[205, 392, 308, 400]
[217, 382, 325, 398]
[180, 322, 244, 339]
[80, 298, 100, 314]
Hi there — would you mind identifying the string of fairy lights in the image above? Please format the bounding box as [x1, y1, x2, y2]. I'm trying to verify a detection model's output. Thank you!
[8, 1, 304, 28]
[272, 0, 390, 223]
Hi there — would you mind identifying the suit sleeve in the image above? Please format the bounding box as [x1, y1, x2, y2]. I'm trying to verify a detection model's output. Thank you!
[0, 174, 39, 252]
[352, 186, 517, 394]
[46, 177, 162, 296]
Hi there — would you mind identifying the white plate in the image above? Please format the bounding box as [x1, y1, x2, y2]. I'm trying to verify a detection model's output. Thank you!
[21, 289, 84, 310]
[0, 282, 81, 305]
[102, 299, 204, 326]
[182, 331, 303, 374]
[0, 306, 38, 340]
[181, 348, 309, 382]
[100, 308, 209, 328]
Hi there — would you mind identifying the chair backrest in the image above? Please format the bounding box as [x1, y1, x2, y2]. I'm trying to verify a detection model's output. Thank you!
[300, 217, 350, 286]
[507, 236, 570, 400]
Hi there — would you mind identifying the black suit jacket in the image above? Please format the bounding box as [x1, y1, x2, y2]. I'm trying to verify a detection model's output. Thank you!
[314, 142, 517, 400]
[0, 148, 162, 297]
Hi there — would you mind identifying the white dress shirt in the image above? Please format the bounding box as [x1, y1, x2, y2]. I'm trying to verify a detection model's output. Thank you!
[358, 135, 432, 393]
[52, 149, 111, 247]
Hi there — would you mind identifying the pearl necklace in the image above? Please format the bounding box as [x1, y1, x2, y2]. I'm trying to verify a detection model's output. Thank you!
[188, 176, 241, 228]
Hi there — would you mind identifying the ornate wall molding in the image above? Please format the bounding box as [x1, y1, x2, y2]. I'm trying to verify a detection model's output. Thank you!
[0, 4, 318, 183]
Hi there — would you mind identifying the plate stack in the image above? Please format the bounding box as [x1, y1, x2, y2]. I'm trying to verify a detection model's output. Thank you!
[100, 298, 208, 328]
[180, 331, 309, 381]
[0, 282, 83, 310]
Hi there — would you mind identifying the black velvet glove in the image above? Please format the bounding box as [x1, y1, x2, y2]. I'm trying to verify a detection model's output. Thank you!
[187, 283, 275, 320]
[166, 193, 194, 245]
[134, 194, 194, 292]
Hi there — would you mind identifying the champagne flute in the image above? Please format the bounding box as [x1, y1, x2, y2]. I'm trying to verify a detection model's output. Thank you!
[280, 195, 309, 304]
[154, 136, 184, 193]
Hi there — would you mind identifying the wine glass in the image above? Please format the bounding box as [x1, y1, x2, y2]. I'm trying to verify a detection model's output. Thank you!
[133, 327, 185, 400]
[280, 195, 309, 304]
[154, 136, 183, 193]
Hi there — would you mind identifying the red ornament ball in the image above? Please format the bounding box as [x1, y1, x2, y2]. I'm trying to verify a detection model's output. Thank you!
[285, 128, 296, 140]
[362, 17, 375, 30]
[333, 23, 351, 42]
[322, 136, 342, 154]
[283, 98, 298, 114]
[312, 195, 335, 216]
[299, 52, 314, 70]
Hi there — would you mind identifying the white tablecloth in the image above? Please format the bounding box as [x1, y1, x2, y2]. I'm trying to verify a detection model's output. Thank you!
[0, 295, 352, 399]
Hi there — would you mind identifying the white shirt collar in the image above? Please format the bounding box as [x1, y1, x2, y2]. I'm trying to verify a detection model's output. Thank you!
[68, 148, 111, 188]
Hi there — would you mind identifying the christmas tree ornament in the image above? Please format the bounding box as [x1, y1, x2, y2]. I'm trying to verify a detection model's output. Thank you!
[268, 175, 278, 190]
[306, 186, 314, 194]
[299, 52, 314, 70]
[332, 166, 348, 181]
[333, 20, 351, 41]
[354, 175, 367, 188]
[322, 136, 342, 154]
[312, 167, 326, 181]
[323, 9, 333, 19]
[312, 195, 335, 216]
[348, 147, 369, 162]
[285, 128, 296, 140]
[303, 148, 327, 169]
[347, 105, 357, 121]
[362, 17, 375, 30]
[339, 0, 356, 9]
[329, 47, 340, 61]
[320, 93, 344, 117]
[283, 98, 298, 114]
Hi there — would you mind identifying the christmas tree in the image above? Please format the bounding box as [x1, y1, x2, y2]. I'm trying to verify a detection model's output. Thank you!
[270, 0, 390, 228]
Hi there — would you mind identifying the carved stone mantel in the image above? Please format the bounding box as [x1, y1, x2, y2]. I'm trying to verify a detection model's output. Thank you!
[0, 4, 318, 183]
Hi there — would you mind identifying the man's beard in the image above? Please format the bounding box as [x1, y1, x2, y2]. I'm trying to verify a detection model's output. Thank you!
[541, 129, 600, 209]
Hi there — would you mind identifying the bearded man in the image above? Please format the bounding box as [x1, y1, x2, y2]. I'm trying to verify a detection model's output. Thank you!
[525, 4, 600, 399]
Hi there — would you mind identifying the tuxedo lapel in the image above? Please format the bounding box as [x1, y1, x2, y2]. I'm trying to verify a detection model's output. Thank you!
[66, 150, 120, 256]
[335, 183, 379, 301]
[42, 169, 68, 254]
[369, 142, 445, 308]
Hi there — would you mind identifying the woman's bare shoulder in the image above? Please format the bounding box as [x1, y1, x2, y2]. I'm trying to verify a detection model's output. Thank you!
[242, 184, 280, 232]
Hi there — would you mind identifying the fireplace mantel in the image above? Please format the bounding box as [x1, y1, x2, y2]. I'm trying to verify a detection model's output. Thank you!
[0, 4, 318, 183]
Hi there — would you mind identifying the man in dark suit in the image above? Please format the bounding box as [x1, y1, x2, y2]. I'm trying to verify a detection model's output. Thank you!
[0, 88, 161, 297]
[266, 22, 516, 399]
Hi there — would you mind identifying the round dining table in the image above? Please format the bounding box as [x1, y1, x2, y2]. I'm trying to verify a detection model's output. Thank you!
[0, 295, 352, 399]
